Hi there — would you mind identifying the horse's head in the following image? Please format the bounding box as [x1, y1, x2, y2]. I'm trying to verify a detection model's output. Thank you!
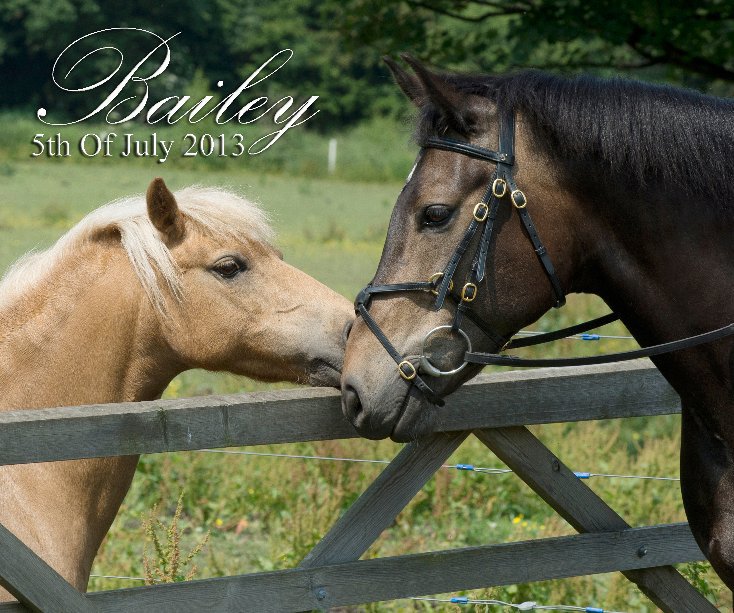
[342, 57, 581, 440]
[143, 178, 353, 387]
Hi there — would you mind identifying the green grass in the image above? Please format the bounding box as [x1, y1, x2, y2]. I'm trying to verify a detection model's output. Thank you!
[0, 136, 729, 609]
[90, 418, 729, 610]
[0, 160, 393, 296]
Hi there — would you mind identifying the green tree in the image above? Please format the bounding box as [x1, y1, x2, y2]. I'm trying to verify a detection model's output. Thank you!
[326, 0, 734, 94]
[214, 0, 403, 127]
[0, 0, 235, 109]
[0, 0, 403, 128]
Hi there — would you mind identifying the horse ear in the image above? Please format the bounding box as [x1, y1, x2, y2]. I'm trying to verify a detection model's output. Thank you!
[384, 56, 424, 105]
[400, 54, 475, 135]
[146, 177, 184, 241]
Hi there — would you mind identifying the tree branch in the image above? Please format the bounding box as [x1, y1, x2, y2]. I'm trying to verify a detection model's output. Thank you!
[471, 0, 533, 9]
[626, 26, 734, 83]
[405, 0, 528, 21]
[660, 41, 734, 82]
[534, 58, 661, 71]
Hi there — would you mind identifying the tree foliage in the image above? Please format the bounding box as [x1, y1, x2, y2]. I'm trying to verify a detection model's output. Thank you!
[0, 0, 399, 128]
[327, 0, 734, 95]
[1, 0, 731, 129]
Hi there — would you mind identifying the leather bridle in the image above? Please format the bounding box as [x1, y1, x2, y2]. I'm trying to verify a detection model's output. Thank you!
[354, 108, 734, 406]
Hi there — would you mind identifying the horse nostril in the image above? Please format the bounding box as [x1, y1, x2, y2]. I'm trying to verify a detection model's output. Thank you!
[342, 319, 354, 346]
[342, 385, 363, 422]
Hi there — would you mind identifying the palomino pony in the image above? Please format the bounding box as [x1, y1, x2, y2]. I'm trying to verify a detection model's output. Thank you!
[0, 178, 353, 596]
[341, 57, 734, 590]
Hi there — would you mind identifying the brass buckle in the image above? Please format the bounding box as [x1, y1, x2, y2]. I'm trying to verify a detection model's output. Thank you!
[473, 202, 489, 222]
[429, 272, 453, 296]
[461, 282, 477, 302]
[492, 178, 507, 198]
[511, 189, 527, 209]
[398, 360, 417, 381]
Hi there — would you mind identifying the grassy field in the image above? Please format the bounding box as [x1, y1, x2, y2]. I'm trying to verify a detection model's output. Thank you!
[0, 120, 729, 610]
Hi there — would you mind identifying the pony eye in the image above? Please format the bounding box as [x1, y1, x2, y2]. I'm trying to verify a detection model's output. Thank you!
[212, 257, 244, 279]
[423, 204, 453, 226]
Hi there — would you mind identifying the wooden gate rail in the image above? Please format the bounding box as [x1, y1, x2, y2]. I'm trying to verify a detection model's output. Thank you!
[0, 361, 715, 612]
[0, 361, 678, 465]
[0, 524, 704, 613]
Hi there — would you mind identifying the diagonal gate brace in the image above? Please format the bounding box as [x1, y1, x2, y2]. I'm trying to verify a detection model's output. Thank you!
[298, 426, 714, 612]
[0, 523, 97, 612]
[474, 426, 716, 613]
[300, 430, 469, 569]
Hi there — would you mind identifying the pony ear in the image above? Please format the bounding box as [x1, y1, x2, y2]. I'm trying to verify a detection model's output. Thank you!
[399, 54, 475, 135]
[146, 177, 184, 241]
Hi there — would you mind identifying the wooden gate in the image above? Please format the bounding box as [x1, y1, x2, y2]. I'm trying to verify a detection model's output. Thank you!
[0, 362, 716, 612]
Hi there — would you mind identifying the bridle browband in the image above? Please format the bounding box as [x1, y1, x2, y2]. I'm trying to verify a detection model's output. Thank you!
[354, 108, 734, 405]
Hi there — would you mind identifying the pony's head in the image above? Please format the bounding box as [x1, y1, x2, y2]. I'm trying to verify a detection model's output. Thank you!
[2, 178, 353, 388]
[146, 179, 355, 385]
[341, 57, 580, 440]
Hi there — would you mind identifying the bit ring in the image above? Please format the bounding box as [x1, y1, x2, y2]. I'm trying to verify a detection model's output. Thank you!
[419, 325, 472, 377]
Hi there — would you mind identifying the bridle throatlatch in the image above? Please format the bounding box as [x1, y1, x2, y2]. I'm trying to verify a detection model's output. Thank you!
[354, 108, 734, 405]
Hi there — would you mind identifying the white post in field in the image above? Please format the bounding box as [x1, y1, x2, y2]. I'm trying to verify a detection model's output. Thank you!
[328, 138, 337, 174]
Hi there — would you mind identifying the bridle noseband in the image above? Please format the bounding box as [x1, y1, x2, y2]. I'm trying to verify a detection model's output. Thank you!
[354, 108, 734, 406]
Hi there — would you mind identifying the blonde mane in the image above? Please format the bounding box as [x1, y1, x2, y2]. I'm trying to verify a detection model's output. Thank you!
[0, 186, 274, 312]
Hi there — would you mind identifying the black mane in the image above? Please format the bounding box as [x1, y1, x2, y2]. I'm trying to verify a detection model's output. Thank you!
[417, 71, 734, 209]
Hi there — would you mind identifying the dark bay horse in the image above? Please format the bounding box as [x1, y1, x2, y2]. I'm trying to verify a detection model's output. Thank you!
[341, 57, 734, 589]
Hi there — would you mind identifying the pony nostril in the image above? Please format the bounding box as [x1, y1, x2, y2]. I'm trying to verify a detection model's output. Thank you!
[342, 385, 363, 422]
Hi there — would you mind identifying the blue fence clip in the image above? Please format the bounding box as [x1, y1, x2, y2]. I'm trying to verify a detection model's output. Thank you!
[585, 608, 604, 613]
[455, 464, 474, 471]
[450, 596, 470, 604]
[580, 334, 600, 341]
[574, 471, 591, 479]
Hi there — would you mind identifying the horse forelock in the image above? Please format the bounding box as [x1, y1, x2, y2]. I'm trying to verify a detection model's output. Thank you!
[0, 186, 275, 313]
[415, 70, 734, 211]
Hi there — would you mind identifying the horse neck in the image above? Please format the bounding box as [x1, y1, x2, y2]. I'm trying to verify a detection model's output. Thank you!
[576, 186, 734, 410]
[0, 242, 183, 411]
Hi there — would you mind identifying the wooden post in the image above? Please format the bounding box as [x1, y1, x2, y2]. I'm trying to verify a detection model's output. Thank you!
[327, 138, 337, 174]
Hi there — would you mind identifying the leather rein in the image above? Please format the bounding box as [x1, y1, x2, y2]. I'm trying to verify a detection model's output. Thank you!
[354, 108, 734, 406]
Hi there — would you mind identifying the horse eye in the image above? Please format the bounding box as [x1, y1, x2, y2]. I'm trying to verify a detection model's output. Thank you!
[423, 204, 453, 226]
[212, 257, 244, 279]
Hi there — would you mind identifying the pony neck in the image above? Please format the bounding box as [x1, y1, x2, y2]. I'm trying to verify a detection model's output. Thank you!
[0, 241, 183, 412]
